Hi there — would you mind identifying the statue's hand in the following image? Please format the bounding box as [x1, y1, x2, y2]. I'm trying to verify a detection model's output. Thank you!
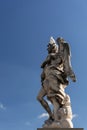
[70, 74, 76, 82]
[72, 78, 76, 82]
[41, 62, 45, 68]
[66, 70, 76, 82]
[41, 64, 44, 68]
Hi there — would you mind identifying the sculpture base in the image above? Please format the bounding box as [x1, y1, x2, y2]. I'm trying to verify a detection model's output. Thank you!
[37, 128, 84, 130]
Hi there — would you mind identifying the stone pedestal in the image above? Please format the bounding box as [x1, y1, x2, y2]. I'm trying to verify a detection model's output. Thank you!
[37, 128, 84, 130]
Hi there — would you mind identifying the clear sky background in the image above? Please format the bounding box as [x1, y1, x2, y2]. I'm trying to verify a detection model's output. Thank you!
[0, 0, 87, 130]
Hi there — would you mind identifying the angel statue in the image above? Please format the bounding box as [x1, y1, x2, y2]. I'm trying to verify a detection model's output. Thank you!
[37, 37, 76, 128]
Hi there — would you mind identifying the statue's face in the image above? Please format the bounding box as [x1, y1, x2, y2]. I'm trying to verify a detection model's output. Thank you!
[47, 43, 58, 53]
[56, 38, 64, 51]
[58, 39, 64, 44]
[56, 37, 65, 45]
[47, 44, 54, 53]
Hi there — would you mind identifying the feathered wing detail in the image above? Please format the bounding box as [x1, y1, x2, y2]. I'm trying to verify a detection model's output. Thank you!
[63, 43, 76, 82]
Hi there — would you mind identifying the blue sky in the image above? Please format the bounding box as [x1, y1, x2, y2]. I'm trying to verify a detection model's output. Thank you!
[0, 0, 87, 129]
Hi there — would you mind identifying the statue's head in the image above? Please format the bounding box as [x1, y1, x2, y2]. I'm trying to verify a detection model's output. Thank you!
[47, 37, 58, 53]
[56, 37, 65, 44]
[56, 37, 66, 52]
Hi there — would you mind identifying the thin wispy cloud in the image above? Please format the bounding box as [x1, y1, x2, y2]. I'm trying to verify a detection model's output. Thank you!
[38, 112, 78, 120]
[0, 103, 6, 110]
[38, 113, 49, 119]
[72, 114, 78, 119]
[38, 100, 52, 119]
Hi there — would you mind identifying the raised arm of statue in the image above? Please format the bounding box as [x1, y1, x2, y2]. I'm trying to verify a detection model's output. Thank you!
[41, 55, 51, 68]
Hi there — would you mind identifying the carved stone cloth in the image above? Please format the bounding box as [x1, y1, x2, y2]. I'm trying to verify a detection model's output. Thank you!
[42, 66, 68, 105]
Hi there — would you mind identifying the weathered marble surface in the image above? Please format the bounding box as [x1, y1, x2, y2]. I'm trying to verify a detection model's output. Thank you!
[37, 37, 76, 128]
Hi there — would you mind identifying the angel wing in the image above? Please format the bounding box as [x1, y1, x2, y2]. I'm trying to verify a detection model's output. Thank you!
[63, 43, 76, 82]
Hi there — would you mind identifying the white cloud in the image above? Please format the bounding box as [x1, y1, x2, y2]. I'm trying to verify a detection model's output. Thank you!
[0, 103, 6, 110]
[38, 113, 78, 120]
[46, 100, 52, 106]
[72, 114, 78, 119]
[38, 113, 49, 119]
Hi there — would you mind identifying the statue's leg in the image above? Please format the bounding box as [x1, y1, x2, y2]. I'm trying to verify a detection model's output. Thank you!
[37, 87, 53, 119]
[51, 97, 60, 121]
